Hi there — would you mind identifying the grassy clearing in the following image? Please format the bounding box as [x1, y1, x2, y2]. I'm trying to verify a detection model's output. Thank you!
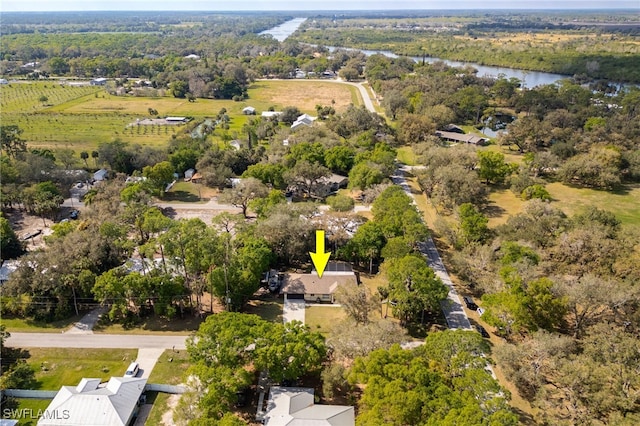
[162, 181, 218, 203]
[305, 306, 346, 334]
[396, 146, 417, 166]
[247, 80, 358, 114]
[93, 314, 203, 335]
[546, 182, 640, 229]
[0, 313, 85, 333]
[485, 187, 524, 228]
[23, 348, 137, 390]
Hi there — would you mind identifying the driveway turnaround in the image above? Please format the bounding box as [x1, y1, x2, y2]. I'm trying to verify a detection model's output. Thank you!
[5, 332, 188, 350]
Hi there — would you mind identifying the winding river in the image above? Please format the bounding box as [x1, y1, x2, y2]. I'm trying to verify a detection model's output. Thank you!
[262, 17, 575, 88]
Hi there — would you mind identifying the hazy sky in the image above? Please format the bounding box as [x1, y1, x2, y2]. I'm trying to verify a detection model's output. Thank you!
[1, 0, 638, 12]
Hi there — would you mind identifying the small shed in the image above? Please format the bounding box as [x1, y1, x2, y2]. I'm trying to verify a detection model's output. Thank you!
[184, 168, 195, 181]
[93, 168, 108, 182]
[166, 116, 187, 123]
[90, 78, 107, 86]
[242, 106, 256, 115]
[262, 111, 282, 119]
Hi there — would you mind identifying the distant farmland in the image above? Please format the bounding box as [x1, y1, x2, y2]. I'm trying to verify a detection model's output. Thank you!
[0, 80, 359, 152]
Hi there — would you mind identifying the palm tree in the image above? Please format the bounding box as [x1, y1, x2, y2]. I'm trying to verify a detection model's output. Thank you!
[91, 150, 99, 167]
[80, 151, 89, 168]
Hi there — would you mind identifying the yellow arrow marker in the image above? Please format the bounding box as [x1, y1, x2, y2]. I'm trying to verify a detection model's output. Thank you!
[310, 230, 331, 278]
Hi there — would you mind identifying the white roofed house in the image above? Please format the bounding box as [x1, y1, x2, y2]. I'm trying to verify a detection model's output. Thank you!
[291, 114, 316, 131]
[90, 78, 108, 86]
[262, 111, 282, 119]
[263, 386, 354, 426]
[38, 377, 147, 426]
[243, 106, 256, 115]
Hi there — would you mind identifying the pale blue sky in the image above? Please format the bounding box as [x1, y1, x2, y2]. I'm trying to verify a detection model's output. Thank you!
[1, 0, 638, 12]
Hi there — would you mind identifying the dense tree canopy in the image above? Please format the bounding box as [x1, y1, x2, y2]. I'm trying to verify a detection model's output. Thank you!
[348, 332, 517, 425]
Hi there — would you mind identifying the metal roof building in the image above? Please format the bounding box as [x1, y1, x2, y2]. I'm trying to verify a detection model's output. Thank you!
[38, 377, 147, 426]
[263, 387, 354, 426]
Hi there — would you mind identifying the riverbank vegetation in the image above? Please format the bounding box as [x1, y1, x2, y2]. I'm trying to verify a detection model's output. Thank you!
[293, 13, 640, 83]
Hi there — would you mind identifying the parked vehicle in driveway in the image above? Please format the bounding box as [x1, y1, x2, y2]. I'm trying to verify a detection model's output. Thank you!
[124, 362, 139, 378]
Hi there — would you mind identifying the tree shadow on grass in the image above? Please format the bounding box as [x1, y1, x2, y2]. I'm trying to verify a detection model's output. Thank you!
[162, 190, 200, 203]
[483, 203, 506, 218]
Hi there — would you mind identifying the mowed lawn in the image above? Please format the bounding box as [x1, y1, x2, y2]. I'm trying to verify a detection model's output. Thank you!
[305, 305, 347, 334]
[546, 182, 640, 229]
[23, 348, 137, 390]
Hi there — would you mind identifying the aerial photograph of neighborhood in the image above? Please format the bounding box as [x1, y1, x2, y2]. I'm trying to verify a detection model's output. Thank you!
[0, 0, 639, 424]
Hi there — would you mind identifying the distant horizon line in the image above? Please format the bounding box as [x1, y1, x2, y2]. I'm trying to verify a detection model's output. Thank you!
[3, 8, 639, 12]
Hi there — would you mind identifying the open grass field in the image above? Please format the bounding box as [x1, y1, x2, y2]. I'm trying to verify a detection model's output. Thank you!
[546, 182, 640, 229]
[1, 79, 359, 153]
[22, 348, 137, 390]
[247, 80, 359, 114]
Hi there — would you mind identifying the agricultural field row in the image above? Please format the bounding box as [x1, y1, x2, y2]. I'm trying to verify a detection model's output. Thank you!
[0, 80, 358, 151]
[0, 81, 101, 113]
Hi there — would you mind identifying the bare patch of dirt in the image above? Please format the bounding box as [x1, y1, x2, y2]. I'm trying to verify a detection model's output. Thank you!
[161, 393, 181, 425]
[4, 209, 56, 251]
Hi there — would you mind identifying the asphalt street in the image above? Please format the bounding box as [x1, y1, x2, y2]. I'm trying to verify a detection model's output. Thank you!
[5, 332, 188, 350]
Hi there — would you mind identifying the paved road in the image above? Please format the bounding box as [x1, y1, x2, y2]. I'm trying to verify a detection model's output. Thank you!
[5, 332, 188, 350]
[419, 239, 472, 330]
[391, 167, 472, 330]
